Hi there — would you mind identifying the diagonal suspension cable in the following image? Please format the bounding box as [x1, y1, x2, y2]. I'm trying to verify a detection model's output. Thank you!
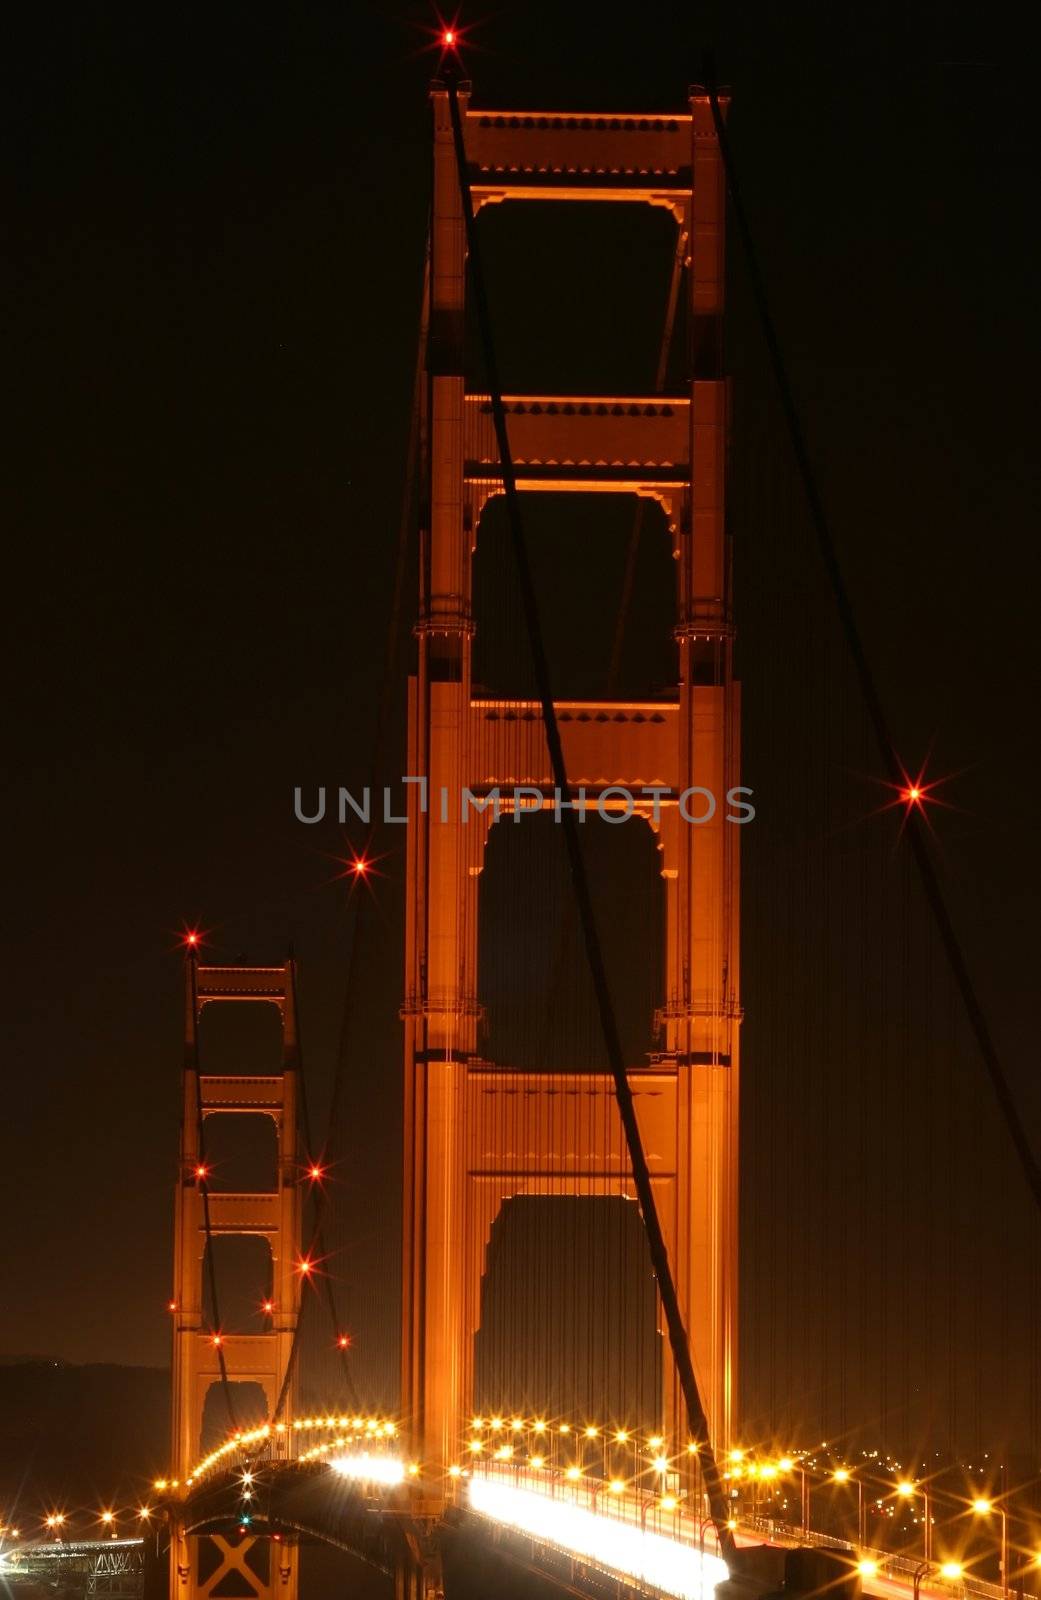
[700, 56, 1041, 1222]
[443, 72, 735, 1558]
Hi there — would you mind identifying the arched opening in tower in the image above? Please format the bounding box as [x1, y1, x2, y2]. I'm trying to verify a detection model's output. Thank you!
[466, 201, 682, 395]
[202, 1112, 279, 1192]
[199, 1379, 270, 1459]
[473, 1195, 660, 1430]
[202, 1234, 273, 1336]
[472, 491, 677, 702]
[198, 999, 285, 1076]
[478, 809, 664, 1073]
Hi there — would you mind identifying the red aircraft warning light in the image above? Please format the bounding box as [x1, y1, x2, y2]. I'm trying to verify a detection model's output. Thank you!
[878, 760, 953, 825]
[262, 1299, 274, 1314]
[195, 1163, 209, 1181]
[443, 29, 456, 46]
[211, 1333, 223, 1348]
[337, 1334, 351, 1350]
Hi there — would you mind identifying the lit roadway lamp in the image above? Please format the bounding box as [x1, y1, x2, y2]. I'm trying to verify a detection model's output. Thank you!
[777, 1454, 810, 1536]
[913, 1560, 963, 1600]
[686, 1440, 704, 1508]
[833, 1467, 866, 1547]
[898, 1479, 933, 1563]
[972, 1497, 1008, 1599]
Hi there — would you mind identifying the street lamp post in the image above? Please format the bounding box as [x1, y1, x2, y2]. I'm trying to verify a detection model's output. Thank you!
[972, 1498, 1009, 1599]
[758, 1464, 779, 1530]
[833, 1469, 866, 1548]
[914, 1561, 964, 1600]
[857, 1479, 866, 1548]
[774, 1456, 806, 1536]
[898, 1480, 932, 1562]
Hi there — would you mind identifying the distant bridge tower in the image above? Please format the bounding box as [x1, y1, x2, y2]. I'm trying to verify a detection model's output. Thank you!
[170, 957, 302, 1600]
[402, 86, 739, 1493]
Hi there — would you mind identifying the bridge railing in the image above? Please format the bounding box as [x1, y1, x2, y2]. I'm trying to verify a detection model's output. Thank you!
[464, 1463, 1036, 1600]
[741, 1515, 1032, 1600]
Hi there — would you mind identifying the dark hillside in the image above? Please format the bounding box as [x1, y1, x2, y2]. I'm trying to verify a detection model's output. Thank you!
[0, 1363, 169, 1529]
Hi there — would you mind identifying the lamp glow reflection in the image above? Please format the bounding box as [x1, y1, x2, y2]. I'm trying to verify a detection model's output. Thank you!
[330, 1454, 405, 1487]
[468, 1476, 728, 1600]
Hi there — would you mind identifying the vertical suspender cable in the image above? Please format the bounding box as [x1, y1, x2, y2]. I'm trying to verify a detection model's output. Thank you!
[443, 73, 735, 1557]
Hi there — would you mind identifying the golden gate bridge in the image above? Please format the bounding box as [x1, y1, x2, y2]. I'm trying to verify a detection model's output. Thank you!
[6, 50, 1040, 1600]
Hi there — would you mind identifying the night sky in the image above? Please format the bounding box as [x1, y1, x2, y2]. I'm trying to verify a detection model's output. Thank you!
[5, 0, 1040, 1465]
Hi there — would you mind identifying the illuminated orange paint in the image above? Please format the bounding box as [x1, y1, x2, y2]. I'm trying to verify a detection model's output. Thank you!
[402, 89, 740, 1500]
[171, 958, 303, 1600]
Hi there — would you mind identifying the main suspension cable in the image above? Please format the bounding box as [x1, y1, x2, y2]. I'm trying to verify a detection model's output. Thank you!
[700, 56, 1041, 1221]
[444, 72, 734, 1558]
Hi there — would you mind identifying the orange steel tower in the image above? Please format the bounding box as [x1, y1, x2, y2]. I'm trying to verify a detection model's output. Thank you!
[170, 958, 302, 1600]
[402, 87, 739, 1492]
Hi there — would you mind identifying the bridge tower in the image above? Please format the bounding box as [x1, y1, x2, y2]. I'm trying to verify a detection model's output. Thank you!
[402, 87, 739, 1492]
[169, 957, 302, 1600]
